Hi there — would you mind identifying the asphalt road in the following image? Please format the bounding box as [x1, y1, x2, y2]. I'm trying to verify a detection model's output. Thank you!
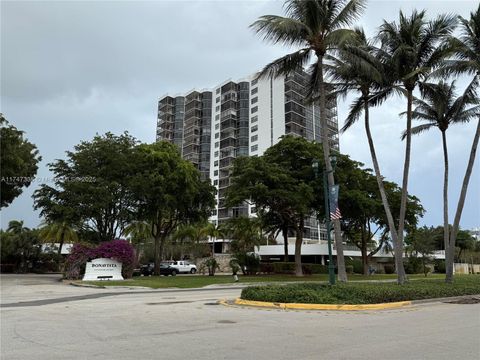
[1, 274, 479, 360]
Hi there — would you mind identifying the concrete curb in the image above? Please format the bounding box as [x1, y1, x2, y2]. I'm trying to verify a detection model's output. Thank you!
[230, 298, 412, 311]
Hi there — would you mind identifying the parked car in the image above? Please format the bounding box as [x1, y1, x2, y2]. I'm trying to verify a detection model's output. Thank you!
[140, 263, 178, 276]
[169, 260, 197, 274]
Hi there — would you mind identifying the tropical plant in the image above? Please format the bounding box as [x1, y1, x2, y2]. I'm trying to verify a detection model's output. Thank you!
[404, 80, 479, 282]
[326, 29, 405, 278]
[39, 221, 79, 255]
[377, 9, 457, 283]
[124, 220, 151, 263]
[438, 5, 480, 283]
[250, 0, 368, 282]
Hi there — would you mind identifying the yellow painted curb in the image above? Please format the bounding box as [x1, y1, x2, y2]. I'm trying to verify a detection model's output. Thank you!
[234, 298, 412, 311]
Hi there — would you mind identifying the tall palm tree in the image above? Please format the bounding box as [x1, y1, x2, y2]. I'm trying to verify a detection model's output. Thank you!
[39, 221, 78, 255]
[404, 81, 479, 282]
[251, 0, 367, 282]
[326, 29, 406, 279]
[439, 5, 480, 283]
[377, 10, 457, 283]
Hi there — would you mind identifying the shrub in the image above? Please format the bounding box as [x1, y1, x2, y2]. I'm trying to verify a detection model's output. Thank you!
[346, 259, 363, 274]
[241, 276, 480, 304]
[384, 264, 395, 274]
[259, 262, 274, 274]
[205, 257, 219, 276]
[434, 260, 446, 274]
[266, 262, 327, 275]
[346, 265, 354, 274]
[404, 257, 423, 274]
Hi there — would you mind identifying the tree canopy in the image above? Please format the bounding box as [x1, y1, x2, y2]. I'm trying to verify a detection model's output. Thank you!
[1, 114, 41, 208]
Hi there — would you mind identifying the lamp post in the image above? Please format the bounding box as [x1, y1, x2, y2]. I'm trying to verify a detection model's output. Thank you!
[313, 156, 337, 286]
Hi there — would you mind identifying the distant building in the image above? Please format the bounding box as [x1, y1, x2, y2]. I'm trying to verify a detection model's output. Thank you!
[157, 68, 339, 251]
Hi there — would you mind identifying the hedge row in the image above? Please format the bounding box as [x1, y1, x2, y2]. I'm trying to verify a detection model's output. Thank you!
[240, 276, 480, 304]
[259, 262, 328, 275]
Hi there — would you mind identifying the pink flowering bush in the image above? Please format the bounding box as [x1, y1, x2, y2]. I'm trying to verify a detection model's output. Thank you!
[64, 240, 136, 280]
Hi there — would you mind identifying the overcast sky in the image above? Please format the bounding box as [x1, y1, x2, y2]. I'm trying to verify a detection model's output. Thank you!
[1, 0, 479, 231]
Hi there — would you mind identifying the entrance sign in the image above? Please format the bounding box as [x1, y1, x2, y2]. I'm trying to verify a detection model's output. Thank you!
[83, 258, 124, 281]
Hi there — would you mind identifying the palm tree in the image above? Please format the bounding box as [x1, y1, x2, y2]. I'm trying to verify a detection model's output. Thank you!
[250, 0, 367, 282]
[7, 220, 30, 235]
[438, 5, 480, 283]
[326, 29, 406, 279]
[403, 81, 479, 282]
[39, 221, 78, 255]
[377, 10, 457, 283]
[124, 220, 151, 263]
[203, 222, 226, 255]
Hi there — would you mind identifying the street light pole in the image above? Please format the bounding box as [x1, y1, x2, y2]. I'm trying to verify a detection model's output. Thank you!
[313, 157, 336, 286]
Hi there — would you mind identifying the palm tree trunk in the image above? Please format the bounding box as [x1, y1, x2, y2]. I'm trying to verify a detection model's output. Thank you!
[447, 118, 480, 283]
[441, 130, 450, 281]
[363, 98, 401, 265]
[294, 219, 304, 277]
[317, 56, 347, 282]
[396, 90, 415, 284]
[57, 228, 65, 256]
[282, 226, 289, 262]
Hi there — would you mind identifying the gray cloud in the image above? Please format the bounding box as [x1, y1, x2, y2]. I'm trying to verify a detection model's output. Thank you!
[1, 0, 478, 230]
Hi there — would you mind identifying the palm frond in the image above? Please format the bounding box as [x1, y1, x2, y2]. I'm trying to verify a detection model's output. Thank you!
[256, 48, 312, 79]
[250, 15, 310, 47]
[330, 0, 367, 30]
[401, 123, 436, 140]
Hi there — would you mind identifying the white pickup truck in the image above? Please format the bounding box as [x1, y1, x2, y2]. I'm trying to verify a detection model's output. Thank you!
[169, 261, 197, 274]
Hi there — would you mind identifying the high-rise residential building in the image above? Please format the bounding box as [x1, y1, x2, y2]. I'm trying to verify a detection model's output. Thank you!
[156, 69, 339, 247]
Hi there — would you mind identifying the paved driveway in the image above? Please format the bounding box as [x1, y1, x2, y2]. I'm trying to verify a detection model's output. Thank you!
[1, 274, 479, 360]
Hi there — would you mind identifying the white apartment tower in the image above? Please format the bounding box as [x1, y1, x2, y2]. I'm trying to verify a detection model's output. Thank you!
[157, 69, 339, 244]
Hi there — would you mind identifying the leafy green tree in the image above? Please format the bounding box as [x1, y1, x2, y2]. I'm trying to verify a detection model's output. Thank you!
[0, 114, 41, 208]
[377, 10, 457, 283]
[33, 133, 138, 243]
[439, 5, 480, 283]
[228, 136, 318, 276]
[455, 230, 476, 262]
[129, 141, 215, 275]
[405, 226, 436, 277]
[227, 155, 298, 265]
[334, 155, 424, 275]
[250, 0, 367, 282]
[38, 221, 79, 255]
[405, 81, 479, 280]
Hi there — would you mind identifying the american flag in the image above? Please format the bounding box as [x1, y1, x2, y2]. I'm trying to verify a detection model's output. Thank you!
[329, 185, 342, 220]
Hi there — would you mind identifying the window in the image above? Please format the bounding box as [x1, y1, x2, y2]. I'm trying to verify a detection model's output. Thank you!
[251, 115, 258, 123]
[215, 142, 219, 148]
[216, 88, 220, 94]
[251, 125, 258, 133]
[251, 97, 258, 104]
[215, 106, 220, 112]
[215, 133, 219, 139]
[214, 170, 218, 176]
[215, 123, 219, 130]
[215, 114, 220, 121]
[251, 87, 258, 95]
[251, 144, 258, 152]
[251, 106, 258, 114]
[213, 180, 218, 186]
[216, 97, 220, 103]
[251, 135, 258, 142]
[251, 78, 258, 86]
[214, 160, 219, 167]
[251, 207, 257, 214]
[214, 151, 219, 157]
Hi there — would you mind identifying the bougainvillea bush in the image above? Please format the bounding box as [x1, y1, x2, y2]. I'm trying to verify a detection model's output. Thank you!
[64, 240, 136, 280]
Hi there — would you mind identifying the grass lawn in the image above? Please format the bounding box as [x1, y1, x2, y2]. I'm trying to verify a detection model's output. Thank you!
[240, 275, 480, 304]
[82, 273, 445, 289]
